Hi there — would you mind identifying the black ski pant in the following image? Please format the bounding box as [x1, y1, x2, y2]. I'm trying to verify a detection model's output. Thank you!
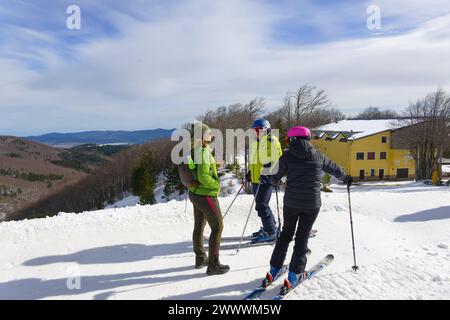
[252, 183, 277, 235]
[270, 206, 320, 274]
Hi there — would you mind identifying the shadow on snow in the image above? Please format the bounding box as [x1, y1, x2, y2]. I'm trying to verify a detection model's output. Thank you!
[23, 242, 194, 266]
[1, 241, 257, 300]
[394, 206, 450, 222]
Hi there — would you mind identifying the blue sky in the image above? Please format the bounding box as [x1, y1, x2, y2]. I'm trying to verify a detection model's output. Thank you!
[1, 0, 450, 136]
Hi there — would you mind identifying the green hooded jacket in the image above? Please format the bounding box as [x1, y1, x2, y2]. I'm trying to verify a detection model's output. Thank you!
[188, 146, 220, 197]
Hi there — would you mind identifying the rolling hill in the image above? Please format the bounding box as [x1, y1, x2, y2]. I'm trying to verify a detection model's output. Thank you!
[0, 137, 127, 221]
[26, 129, 174, 147]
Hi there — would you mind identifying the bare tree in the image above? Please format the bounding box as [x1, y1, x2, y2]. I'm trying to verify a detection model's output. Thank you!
[281, 92, 294, 128]
[266, 84, 332, 137]
[395, 89, 450, 180]
[307, 107, 346, 128]
[354, 106, 399, 119]
[243, 97, 265, 128]
[293, 84, 329, 124]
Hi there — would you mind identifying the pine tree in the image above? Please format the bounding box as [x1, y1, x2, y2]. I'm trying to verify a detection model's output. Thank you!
[131, 152, 157, 205]
[321, 173, 332, 192]
[163, 164, 185, 201]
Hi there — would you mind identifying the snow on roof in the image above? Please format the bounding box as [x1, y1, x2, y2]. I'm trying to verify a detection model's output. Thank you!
[314, 119, 402, 140]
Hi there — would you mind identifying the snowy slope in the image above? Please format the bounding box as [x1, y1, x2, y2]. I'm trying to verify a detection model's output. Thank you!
[0, 182, 449, 300]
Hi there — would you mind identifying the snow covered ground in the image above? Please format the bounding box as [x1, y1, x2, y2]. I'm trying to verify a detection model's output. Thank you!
[0, 182, 449, 300]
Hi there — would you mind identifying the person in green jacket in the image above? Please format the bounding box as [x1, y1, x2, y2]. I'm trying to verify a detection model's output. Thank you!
[188, 123, 229, 276]
[246, 119, 283, 243]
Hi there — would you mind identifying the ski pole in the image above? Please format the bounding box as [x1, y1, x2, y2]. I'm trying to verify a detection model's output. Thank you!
[184, 189, 189, 213]
[236, 182, 262, 255]
[275, 185, 282, 238]
[222, 182, 244, 219]
[347, 184, 359, 272]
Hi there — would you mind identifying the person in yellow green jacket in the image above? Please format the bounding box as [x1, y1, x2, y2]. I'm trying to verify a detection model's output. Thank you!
[188, 123, 229, 276]
[246, 119, 283, 243]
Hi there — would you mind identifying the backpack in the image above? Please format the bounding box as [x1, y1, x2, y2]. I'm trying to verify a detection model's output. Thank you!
[178, 149, 198, 188]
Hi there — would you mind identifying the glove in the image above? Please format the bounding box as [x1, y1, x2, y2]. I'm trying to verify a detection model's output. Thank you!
[188, 180, 200, 189]
[245, 171, 251, 183]
[343, 175, 353, 188]
[259, 175, 270, 185]
[271, 178, 281, 188]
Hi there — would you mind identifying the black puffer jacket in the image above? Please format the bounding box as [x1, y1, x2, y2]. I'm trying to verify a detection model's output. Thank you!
[271, 139, 346, 210]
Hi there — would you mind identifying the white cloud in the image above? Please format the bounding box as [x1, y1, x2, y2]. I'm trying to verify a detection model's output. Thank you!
[1, 0, 450, 135]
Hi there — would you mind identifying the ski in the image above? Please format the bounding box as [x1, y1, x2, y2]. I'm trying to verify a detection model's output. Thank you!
[244, 250, 312, 300]
[207, 230, 317, 243]
[272, 254, 334, 300]
[243, 266, 288, 300]
[219, 240, 276, 251]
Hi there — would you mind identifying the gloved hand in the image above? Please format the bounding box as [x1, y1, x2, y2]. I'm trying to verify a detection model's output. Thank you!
[188, 180, 200, 189]
[259, 175, 271, 185]
[271, 178, 281, 188]
[245, 171, 251, 183]
[343, 175, 353, 188]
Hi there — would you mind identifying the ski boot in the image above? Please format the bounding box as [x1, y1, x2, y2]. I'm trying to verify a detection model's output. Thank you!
[251, 227, 264, 239]
[279, 271, 308, 296]
[251, 231, 277, 244]
[261, 265, 281, 288]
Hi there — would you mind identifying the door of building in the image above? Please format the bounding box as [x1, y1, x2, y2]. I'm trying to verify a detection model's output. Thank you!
[397, 168, 409, 179]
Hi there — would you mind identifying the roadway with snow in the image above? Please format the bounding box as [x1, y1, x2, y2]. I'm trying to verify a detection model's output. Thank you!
[0, 182, 449, 300]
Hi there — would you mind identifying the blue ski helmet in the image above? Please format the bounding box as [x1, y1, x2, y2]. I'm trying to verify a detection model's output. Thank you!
[251, 119, 271, 129]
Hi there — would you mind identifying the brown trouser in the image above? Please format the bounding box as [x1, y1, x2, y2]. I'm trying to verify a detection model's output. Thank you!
[189, 192, 223, 266]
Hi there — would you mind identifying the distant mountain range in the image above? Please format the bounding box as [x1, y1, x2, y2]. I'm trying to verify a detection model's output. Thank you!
[26, 129, 175, 147]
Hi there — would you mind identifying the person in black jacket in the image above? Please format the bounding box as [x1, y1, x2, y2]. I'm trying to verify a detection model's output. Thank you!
[263, 126, 352, 293]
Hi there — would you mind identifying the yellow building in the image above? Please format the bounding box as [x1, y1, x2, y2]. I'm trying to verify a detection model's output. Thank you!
[312, 120, 416, 181]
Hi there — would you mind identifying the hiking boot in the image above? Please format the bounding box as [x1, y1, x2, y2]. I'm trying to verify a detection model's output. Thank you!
[195, 256, 208, 269]
[207, 262, 230, 276]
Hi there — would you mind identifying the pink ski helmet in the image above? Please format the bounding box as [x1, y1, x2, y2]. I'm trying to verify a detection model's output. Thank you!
[287, 126, 311, 138]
